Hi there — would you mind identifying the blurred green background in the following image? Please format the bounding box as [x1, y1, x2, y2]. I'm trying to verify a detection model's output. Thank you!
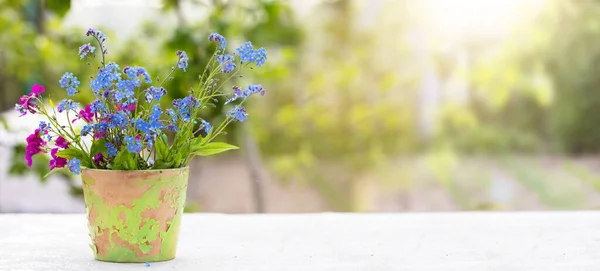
[2, 0, 600, 213]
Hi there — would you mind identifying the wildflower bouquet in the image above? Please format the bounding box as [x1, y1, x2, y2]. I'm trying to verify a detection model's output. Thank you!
[17, 28, 267, 175]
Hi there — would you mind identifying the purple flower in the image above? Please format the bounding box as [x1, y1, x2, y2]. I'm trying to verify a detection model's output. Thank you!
[49, 148, 67, 170]
[15, 84, 45, 116]
[78, 43, 95, 59]
[94, 123, 108, 140]
[86, 28, 106, 41]
[93, 152, 105, 166]
[68, 158, 81, 175]
[116, 103, 135, 112]
[55, 136, 70, 149]
[176, 50, 189, 72]
[72, 104, 94, 123]
[208, 33, 226, 50]
[217, 54, 235, 73]
[227, 105, 248, 122]
[25, 129, 46, 167]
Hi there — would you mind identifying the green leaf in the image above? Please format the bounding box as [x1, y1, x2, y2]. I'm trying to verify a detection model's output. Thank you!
[155, 133, 169, 160]
[153, 159, 174, 169]
[191, 142, 239, 157]
[90, 138, 108, 158]
[113, 147, 136, 170]
[56, 148, 86, 160]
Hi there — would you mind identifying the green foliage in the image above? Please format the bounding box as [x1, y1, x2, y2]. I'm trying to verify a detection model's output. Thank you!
[191, 142, 238, 156]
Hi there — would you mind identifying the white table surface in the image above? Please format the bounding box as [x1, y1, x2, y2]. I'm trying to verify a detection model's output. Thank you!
[1, 212, 600, 270]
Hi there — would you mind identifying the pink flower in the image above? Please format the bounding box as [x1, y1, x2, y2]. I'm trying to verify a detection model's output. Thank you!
[55, 136, 70, 149]
[94, 130, 106, 140]
[16, 85, 45, 117]
[31, 84, 45, 96]
[73, 104, 94, 123]
[49, 148, 67, 170]
[25, 129, 46, 167]
[116, 103, 135, 112]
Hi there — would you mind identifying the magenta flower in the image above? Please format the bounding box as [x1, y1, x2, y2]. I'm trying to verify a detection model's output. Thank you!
[25, 129, 46, 167]
[74, 104, 94, 123]
[55, 136, 70, 149]
[93, 152, 105, 166]
[16, 84, 45, 117]
[49, 148, 67, 170]
[116, 103, 135, 112]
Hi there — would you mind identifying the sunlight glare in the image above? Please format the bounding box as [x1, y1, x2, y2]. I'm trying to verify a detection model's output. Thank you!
[426, 0, 545, 42]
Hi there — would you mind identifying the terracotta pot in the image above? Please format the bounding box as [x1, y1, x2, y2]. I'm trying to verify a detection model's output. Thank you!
[81, 168, 189, 263]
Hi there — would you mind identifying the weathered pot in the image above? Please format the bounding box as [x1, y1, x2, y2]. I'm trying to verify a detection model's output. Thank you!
[81, 168, 188, 263]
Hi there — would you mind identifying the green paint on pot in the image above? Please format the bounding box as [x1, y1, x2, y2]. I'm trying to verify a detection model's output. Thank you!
[81, 168, 188, 263]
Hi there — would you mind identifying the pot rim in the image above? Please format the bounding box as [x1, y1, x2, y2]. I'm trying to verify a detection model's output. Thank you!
[81, 167, 189, 173]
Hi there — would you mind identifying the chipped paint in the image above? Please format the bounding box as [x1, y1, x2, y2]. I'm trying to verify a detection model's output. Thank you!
[81, 168, 188, 263]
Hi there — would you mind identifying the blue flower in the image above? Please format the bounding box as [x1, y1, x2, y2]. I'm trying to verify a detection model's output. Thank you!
[201, 120, 211, 134]
[68, 158, 81, 175]
[237, 42, 254, 63]
[57, 99, 80, 113]
[106, 142, 118, 158]
[149, 105, 162, 126]
[124, 136, 142, 153]
[91, 62, 121, 97]
[38, 121, 50, 135]
[236, 42, 267, 67]
[135, 119, 151, 134]
[225, 84, 265, 104]
[106, 112, 128, 129]
[145, 86, 167, 103]
[86, 28, 106, 41]
[124, 66, 152, 84]
[247, 84, 266, 96]
[59, 72, 80, 96]
[217, 54, 235, 73]
[117, 80, 138, 93]
[15, 104, 27, 116]
[254, 47, 267, 67]
[227, 105, 248, 122]
[172, 95, 199, 123]
[78, 43, 95, 59]
[167, 123, 178, 132]
[90, 100, 106, 114]
[208, 33, 226, 50]
[81, 124, 96, 137]
[176, 50, 189, 72]
[166, 108, 177, 121]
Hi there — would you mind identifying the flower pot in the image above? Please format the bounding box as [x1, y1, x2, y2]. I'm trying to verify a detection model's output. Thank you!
[81, 168, 188, 263]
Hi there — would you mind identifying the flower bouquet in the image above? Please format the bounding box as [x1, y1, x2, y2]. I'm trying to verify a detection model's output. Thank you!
[15, 28, 267, 262]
